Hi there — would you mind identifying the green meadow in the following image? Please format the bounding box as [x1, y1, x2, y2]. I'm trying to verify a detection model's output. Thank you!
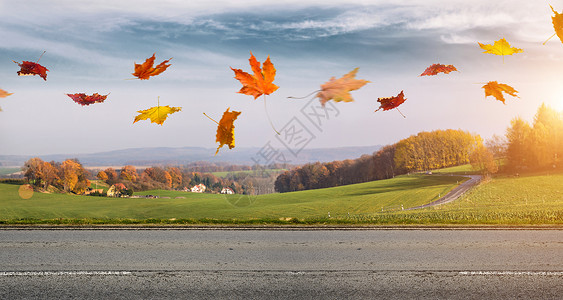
[0, 169, 561, 225]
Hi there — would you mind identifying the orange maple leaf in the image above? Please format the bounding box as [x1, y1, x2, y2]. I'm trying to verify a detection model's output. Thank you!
[66, 93, 109, 106]
[482, 81, 518, 104]
[133, 98, 181, 125]
[0, 89, 13, 98]
[205, 108, 242, 155]
[375, 91, 407, 117]
[545, 5, 563, 45]
[231, 52, 279, 99]
[478, 38, 522, 62]
[132, 53, 172, 80]
[316, 68, 369, 106]
[0, 88, 12, 112]
[420, 64, 458, 76]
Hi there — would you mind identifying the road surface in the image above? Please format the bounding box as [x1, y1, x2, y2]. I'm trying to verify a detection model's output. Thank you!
[0, 229, 562, 299]
[409, 175, 482, 210]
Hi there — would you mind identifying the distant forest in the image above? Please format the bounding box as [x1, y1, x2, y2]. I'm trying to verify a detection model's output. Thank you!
[274, 129, 480, 193]
[275, 104, 563, 193]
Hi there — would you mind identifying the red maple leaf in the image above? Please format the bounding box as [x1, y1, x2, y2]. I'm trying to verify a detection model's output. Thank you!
[13, 51, 49, 81]
[375, 90, 407, 117]
[420, 64, 458, 76]
[66, 93, 109, 106]
[13, 61, 49, 81]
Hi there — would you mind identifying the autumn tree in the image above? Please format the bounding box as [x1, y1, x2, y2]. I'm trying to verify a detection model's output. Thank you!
[167, 167, 183, 189]
[470, 144, 498, 175]
[119, 165, 138, 182]
[60, 159, 89, 194]
[103, 168, 118, 185]
[97, 170, 108, 182]
[505, 117, 532, 171]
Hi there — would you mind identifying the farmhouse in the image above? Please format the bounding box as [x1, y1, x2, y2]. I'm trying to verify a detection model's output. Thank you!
[191, 183, 206, 193]
[107, 183, 127, 197]
[221, 187, 234, 194]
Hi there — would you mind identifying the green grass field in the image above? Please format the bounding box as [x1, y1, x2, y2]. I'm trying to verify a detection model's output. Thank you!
[0, 174, 465, 223]
[0, 169, 561, 225]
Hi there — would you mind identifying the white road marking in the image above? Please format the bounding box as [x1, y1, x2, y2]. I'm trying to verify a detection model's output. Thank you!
[459, 271, 563, 276]
[0, 271, 132, 276]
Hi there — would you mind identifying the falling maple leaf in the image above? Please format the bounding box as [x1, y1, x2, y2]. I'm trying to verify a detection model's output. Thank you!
[0, 89, 13, 98]
[544, 5, 563, 45]
[482, 81, 519, 104]
[132, 53, 172, 80]
[420, 64, 458, 76]
[231, 52, 279, 99]
[375, 90, 407, 117]
[478, 38, 523, 62]
[204, 108, 242, 155]
[66, 93, 109, 106]
[13, 51, 49, 81]
[0, 89, 13, 112]
[315, 68, 369, 106]
[133, 98, 181, 125]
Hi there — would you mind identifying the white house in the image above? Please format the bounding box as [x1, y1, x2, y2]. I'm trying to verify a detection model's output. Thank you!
[191, 183, 206, 193]
[221, 187, 234, 194]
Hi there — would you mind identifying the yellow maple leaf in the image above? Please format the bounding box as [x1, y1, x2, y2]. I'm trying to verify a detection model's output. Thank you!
[482, 81, 519, 104]
[478, 38, 523, 62]
[545, 5, 563, 45]
[316, 68, 369, 106]
[133, 101, 182, 125]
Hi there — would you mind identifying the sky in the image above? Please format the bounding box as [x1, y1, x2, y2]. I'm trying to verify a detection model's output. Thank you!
[1, 0, 563, 159]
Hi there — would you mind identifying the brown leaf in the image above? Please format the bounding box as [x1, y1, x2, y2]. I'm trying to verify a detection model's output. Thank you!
[316, 68, 369, 106]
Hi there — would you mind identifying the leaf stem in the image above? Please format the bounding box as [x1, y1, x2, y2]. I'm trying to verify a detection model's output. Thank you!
[287, 90, 321, 100]
[36, 51, 46, 63]
[203, 112, 219, 125]
[543, 33, 556, 45]
[264, 95, 280, 135]
[396, 108, 406, 118]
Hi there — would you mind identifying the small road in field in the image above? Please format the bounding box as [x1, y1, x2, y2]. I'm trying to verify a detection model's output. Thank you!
[408, 175, 482, 210]
[1, 229, 562, 299]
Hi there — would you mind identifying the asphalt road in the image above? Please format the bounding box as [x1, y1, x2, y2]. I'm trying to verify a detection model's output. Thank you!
[1, 229, 562, 299]
[409, 175, 482, 209]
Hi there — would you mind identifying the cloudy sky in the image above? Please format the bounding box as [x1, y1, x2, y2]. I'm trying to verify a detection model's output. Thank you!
[1, 0, 562, 158]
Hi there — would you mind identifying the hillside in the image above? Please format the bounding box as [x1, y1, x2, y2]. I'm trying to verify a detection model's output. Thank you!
[0, 174, 463, 221]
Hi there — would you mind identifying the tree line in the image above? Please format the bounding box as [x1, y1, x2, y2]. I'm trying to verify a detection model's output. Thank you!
[275, 129, 483, 193]
[22, 158, 280, 195]
[505, 103, 563, 172]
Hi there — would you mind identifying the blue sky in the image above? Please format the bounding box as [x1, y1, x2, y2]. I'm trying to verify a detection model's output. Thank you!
[1, 0, 563, 157]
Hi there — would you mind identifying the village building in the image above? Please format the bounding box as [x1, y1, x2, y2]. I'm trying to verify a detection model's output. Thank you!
[190, 183, 206, 193]
[107, 183, 127, 197]
[220, 187, 234, 194]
